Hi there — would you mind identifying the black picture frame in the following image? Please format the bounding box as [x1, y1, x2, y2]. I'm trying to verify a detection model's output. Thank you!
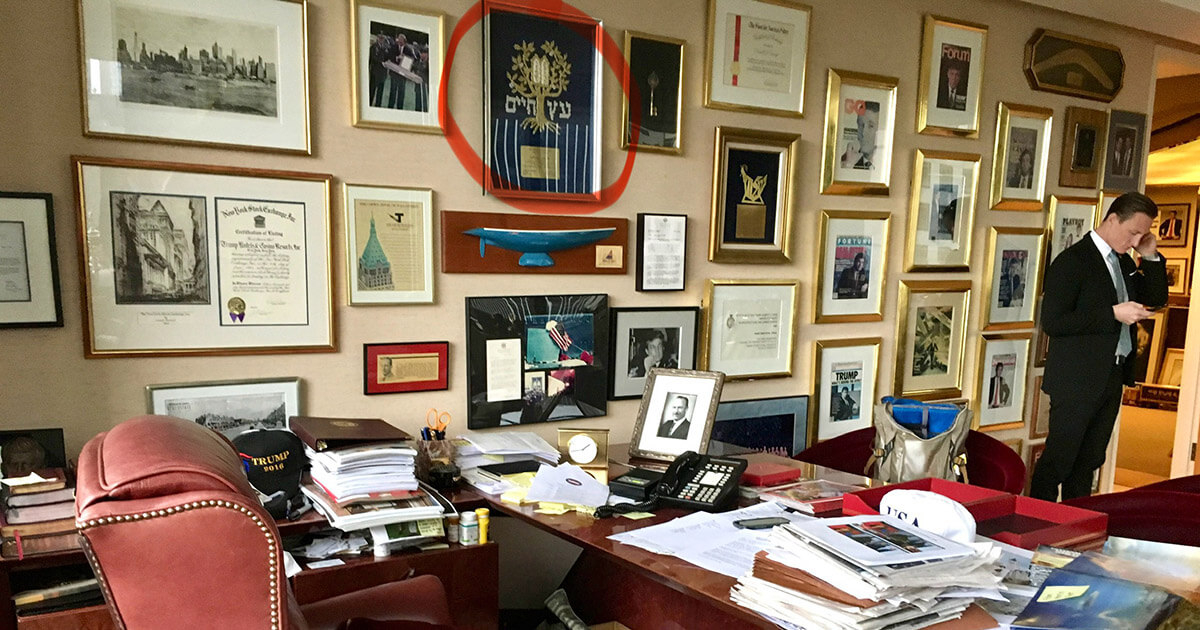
[635, 213, 687, 292]
[466, 294, 609, 429]
[0, 192, 63, 329]
[609, 306, 700, 400]
[0, 428, 67, 478]
[622, 31, 684, 154]
[1103, 110, 1146, 192]
[711, 395, 809, 457]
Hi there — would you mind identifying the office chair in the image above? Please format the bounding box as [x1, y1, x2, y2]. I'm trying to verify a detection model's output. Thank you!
[75, 415, 455, 630]
[1064, 490, 1200, 547]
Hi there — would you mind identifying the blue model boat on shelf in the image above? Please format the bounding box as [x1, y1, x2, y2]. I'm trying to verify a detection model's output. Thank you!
[463, 227, 616, 267]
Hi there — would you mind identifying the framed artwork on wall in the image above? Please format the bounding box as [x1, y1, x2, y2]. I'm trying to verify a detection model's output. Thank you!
[344, 183, 433, 305]
[636, 213, 687, 291]
[1165, 258, 1189, 296]
[609, 306, 700, 400]
[916, 15, 987, 138]
[629, 368, 724, 461]
[975, 332, 1032, 432]
[1102, 110, 1147, 192]
[0, 192, 62, 328]
[74, 156, 334, 358]
[1045, 195, 1101, 266]
[812, 338, 880, 443]
[990, 102, 1053, 211]
[1151, 203, 1192, 249]
[621, 31, 684, 153]
[814, 210, 890, 323]
[1159, 348, 1185, 386]
[1058, 107, 1107, 189]
[441, 210, 627, 275]
[363, 341, 449, 395]
[1024, 30, 1124, 102]
[1029, 375, 1049, 439]
[905, 150, 980, 271]
[483, 1, 602, 200]
[78, 0, 311, 153]
[145, 377, 302, 439]
[350, 0, 444, 133]
[701, 279, 798, 380]
[708, 126, 800, 264]
[711, 395, 809, 457]
[895, 280, 971, 400]
[982, 227, 1045, 331]
[821, 69, 899, 195]
[702, 0, 811, 117]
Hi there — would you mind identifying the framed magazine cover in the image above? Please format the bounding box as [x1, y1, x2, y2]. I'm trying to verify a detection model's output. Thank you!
[701, 279, 798, 380]
[895, 280, 971, 400]
[821, 69, 899, 195]
[609, 306, 700, 400]
[812, 338, 880, 443]
[990, 102, 1053, 211]
[974, 333, 1032, 432]
[916, 15, 987, 138]
[905, 150, 980, 271]
[344, 183, 433, 305]
[1045, 196, 1101, 266]
[145, 377, 302, 439]
[0, 192, 63, 328]
[622, 31, 684, 153]
[708, 126, 800, 264]
[982, 227, 1045, 331]
[703, 0, 811, 117]
[350, 0, 444, 133]
[814, 210, 890, 323]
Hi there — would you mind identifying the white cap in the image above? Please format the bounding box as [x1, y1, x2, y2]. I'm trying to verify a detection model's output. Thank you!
[878, 489, 976, 544]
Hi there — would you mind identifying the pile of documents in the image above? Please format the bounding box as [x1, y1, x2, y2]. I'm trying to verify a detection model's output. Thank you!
[307, 442, 420, 505]
[730, 515, 1005, 630]
[453, 432, 560, 493]
[302, 479, 444, 531]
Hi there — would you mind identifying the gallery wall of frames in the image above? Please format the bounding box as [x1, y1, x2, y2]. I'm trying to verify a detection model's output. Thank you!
[0, 0, 1166, 469]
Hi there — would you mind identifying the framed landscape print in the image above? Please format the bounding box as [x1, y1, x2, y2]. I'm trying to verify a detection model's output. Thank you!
[701, 279, 798, 380]
[812, 338, 880, 443]
[1102, 110, 1147, 192]
[350, 0, 444, 133]
[1151, 203, 1192, 249]
[609, 306, 700, 400]
[1045, 196, 1100, 265]
[74, 156, 334, 358]
[703, 0, 811, 117]
[483, 1, 602, 200]
[814, 210, 890, 323]
[990, 102, 1053, 211]
[708, 126, 800, 263]
[712, 395, 809, 456]
[629, 368, 723, 462]
[821, 69, 899, 195]
[636, 213, 687, 291]
[146, 377, 302, 439]
[344, 184, 433, 305]
[916, 15, 987, 138]
[78, 0, 310, 153]
[622, 31, 684, 153]
[1058, 107, 1107, 189]
[895, 280, 971, 400]
[0, 192, 62, 328]
[974, 333, 1032, 432]
[982, 227, 1045, 330]
[363, 341, 449, 394]
[905, 150, 980, 271]
[1029, 375, 1049, 439]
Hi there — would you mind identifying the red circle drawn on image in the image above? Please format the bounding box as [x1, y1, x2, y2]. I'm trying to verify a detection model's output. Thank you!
[438, 0, 639, 215]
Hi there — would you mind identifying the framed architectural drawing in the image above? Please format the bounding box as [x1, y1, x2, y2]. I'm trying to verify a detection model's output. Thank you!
[895, 280, 971, 400]
[622, 31, 684, 153]
[708, 126, 800, 263]
[350, 0, 444, 133]
[344, 184, 433, 305]
[821, 69, 899, 195]
[974, 333, 1032, 432]
[982, 227, 1045, 331]
[0, 192, 62, 328]
[703, 0, 811, 117]
[812, 338, 880, 443]
[814, 210, 890, 323]
[701, 279, 798, 380]
[905, 150, 980, 271]
[990, 102, 1053, 211]
[916, 15, 987, 138]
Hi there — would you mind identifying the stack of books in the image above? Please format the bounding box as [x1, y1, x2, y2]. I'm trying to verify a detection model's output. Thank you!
[11, 577, 102, 617]
[453, 432, 559, 493]
[1, 470, 78, 559]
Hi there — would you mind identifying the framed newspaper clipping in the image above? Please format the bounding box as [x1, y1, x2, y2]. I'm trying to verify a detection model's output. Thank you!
[812, 338, 880, 443]
[916, 15, 987, 138]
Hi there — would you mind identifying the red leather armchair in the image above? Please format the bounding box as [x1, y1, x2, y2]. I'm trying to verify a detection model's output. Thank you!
[75, 415, 454, 630]
[1064, 490, 1200, 547]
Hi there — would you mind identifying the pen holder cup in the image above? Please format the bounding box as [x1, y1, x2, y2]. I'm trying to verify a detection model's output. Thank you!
[416, 439, 460, 490]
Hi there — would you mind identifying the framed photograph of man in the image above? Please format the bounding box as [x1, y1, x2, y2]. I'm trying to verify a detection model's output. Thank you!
[363, 341, 449, 395]
[703, 0, 811, 117]
[622, 31, 684, 154]
[916, 15, 987, 138]
[990, 102, 1053, 211]
[708, 126, 800, 263]
[344, 184, 433, 305]
[813, 338, 880, 443]
[1151, 203, 1192, 249]
[1102, 110, 1147, 192]
[1029, 375, 1049, 440]
[815, 210, 890, 323]
[0, 192, 62, 328]
[146, 377, 302, 439]
[1058, 107, 1107, 189]
[1164, 257, 1189, 296]
[609, 306, 700, 400]
[712, 395, 809, 456]
[350, 1, 444, 133]
[974, 333, 1032, 432]
[629, 368, 724, 462]
[895, 280, 971, 400]
[1131, 311, 1166, 384]
[1045, 196, 1101, 265]
[982, 227, 1045, 330]
[78, 0, 310, 153]
[821, 70, 899, 195]
[905, 150, 980, 271]
[701, 279, 798, 380]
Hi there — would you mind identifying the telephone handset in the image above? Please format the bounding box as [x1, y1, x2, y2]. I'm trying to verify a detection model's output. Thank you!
[654, 451, 747, 512]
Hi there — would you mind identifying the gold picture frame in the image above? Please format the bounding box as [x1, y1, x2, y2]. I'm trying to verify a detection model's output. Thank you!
[905, 149, 980, 271]
[1029, 375, 1049, 439]
[621, 30, 685, 154]
[1045, 195, 1101, 265]
[990, 102, 1053, 211]
[708, 126, 800, 263]
[821, 69, 899, 196]
[812, 338, 881, 444]
[974, 332, 1032, 432]
[1058, 106, 1107, 189]
[702, 0, 812, 117]
[814, 210, 890, 323]
[349, 0, 445, 134]
[895, 280, 971, 400]
[916, 15, 987, 138]
[701, 279, 798, 380]
[981, 227, 1046, 331]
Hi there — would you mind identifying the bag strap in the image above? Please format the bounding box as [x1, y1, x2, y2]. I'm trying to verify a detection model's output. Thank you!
[865, 436, 894, 477]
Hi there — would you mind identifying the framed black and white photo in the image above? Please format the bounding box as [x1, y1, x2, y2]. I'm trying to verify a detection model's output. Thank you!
[1164, 257, 1189, 296]
[821, 69, 899, 195]
[1046, 195, 1100, 265]
[1102, 110, 1146, 192]
[629, 368, 724, 461]
[982, 227, 1045, 330]
[815, 210, 890, 323]
[78, 0, 310, 153]
[344, 183, 433, 305]
[622, 31, 684, 153]
[74, 156, 334, 357]
[1151, 203, 1192, 250]
[974, 333, 1031, 432]
[708, 126, 800, 263]
[711, 395, 809, 456]
[350, 0, 444, 133]
[895, 280, 971, 400]
[916, 15, 987, 138]
[703, 0, 811, 117]
[146, 377, 302, 439]
[905, 150, 980, 271]
[813, 338, 880, 443]
[0, 192, 62, 328]
[990, 102, 1053, 211]
[701, 279, 798, 380]
[636, 213, 687, 291]
[1059, 106, 1107, 189]
[609, 306, 700, 400]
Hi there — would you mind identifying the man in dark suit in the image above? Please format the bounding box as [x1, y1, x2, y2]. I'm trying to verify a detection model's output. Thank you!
[657, 395, 691, 439]
[1031, 192, 1168, 502]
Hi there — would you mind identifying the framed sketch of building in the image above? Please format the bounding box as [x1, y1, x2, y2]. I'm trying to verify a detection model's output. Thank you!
[344, 184, 433, 305]
[146, 377, 302, 438]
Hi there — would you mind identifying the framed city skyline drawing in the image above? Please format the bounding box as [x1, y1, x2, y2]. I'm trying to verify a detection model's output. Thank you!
[701, 279, 798, 380]
[703, 0, 811, 117]
[974, 332, 1032, 432]
[622, 31, 684, 153]
[1045, 195, 1101, 265]
[821, 69, 899, 195]
[990, 102, 1053, 211]
[1059, 106, 1107, 189]
[895, 280, 971, 400]
[916, 15, 987, 138]
[712, 394, 809, 456]
[0, 192, 62, 328]
[905, 149, 980, 271]
[350, 0, 444, 133]
[982, 227, 1045, 331]
[344, 184, 433, 305]
[812, 338, 880, 443]
[814, 210, 890, 323]
[708, 126, 800, 263]
[78, 0, 311, 153]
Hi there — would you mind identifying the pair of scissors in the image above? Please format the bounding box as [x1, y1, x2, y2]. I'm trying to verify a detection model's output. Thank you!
[425, 408, 450, 440]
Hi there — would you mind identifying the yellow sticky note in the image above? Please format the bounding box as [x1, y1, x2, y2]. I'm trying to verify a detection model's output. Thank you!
[501, 488, 529, 505]
[535, 502, 570, 515]
[619, 512, 657, 520]
[1037, 585, 1090, 603]
[504, 472, 537, 488]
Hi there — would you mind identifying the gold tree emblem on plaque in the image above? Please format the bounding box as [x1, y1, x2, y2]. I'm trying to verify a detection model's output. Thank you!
[507, 40, 571, 134]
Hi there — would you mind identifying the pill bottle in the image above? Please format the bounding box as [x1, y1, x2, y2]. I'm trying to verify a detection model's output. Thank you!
[459, 511, 479, 546]
[446, 513, 460, 544]
[475, 508, 490, 544]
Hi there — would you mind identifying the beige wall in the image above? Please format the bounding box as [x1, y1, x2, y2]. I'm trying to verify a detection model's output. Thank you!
[0, 0, 1159, 460]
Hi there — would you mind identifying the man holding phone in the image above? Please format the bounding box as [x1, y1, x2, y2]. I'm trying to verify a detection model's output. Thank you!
[1031, 192, 1168, 502]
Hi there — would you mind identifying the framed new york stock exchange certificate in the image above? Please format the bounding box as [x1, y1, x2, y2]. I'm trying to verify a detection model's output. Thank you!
[74, 156, 334, 357]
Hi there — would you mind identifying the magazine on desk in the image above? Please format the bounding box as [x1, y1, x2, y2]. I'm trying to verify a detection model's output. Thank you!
[759, 479, 867, 514]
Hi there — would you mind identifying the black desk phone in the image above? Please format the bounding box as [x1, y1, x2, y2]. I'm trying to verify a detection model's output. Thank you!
[598, 451, 747, 517]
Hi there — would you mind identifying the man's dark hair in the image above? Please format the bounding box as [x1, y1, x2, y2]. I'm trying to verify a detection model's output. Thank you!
[1106, 191, 1158, 222]
[853, 252, 864, 263]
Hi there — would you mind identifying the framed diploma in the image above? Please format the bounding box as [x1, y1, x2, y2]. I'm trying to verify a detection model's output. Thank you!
[363, 341, 449, 395]
[350, 0, 445, 134]
[974, 332, 1032, 432]
[982, 227, 1045, 331]
[0, 192, 63, 328]
[916, 15, 987, 138]
[483, 1, 602, 201]
[636, 213, 687, 291]
[701, 279, 798, 380]
[895, 280, 971, 400]
[609, 306, 700, 400]
[708, 126, 800, 264]
[73, 156, 334, 357]
[622, 31, 684, 154]
[344, 183, 433, 305]
[990, 102, 1053, 211]
[814, 210, 890, 323]
[703, 0, 811, 117]
[812, 338, 881, 443]
[820, 69, 899, 196]
[905, 150, 980, 271]
[1045, 195, 1101, 265]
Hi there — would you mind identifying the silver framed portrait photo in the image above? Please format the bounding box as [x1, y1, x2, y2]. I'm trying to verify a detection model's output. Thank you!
[629, 368, 724, 462]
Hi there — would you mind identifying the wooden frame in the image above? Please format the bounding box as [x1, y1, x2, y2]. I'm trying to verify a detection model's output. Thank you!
[702, 0, 811, 117]
[701, 279, 798, 380]
[708, 126, 800, 263]
[916, 15, 987, 138]
[1158, 348, 1185, 387]
[0, 192, 63, 328]
[629, 368, 724, 462]
[974, 332, 1032, 432]
[814, 210, 890, 323]
[1152, 203, 1193, 250]
[343, 183, 433, 305]
[1024, 29, 1124, 102]
[146, 376, 302, 438]
[990, 102, 1053, 211]
[1132, 311, 1166, 385]
[349, 0, 445, 133]
[1058, 107, 1107, 189]
[609, 306, 700, 400]
[621, 31, 684, 154]
[895, 280, 971, 400]
[363, 341, 449, 394]
[812, 338, 881, 443]
[982, 227, 1045, 331]
[1045, 195, 1101, 266]
[821, 69, 899, 195]
[636, 213, 687, 291]
[905, 149, 980, 271]
[1165, 257, 1190, 296]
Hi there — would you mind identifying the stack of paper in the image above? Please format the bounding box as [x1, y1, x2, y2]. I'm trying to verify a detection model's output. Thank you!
[301, 479, 443, 531]
[453, 432, 560, 492]
[307, 442, 420, 506]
